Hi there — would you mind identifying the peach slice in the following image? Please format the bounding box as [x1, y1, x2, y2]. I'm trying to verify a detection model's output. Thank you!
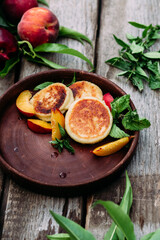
[51, 109, 65, 140]
[27, 119, 52, 133]
[16, 90, 35, 117]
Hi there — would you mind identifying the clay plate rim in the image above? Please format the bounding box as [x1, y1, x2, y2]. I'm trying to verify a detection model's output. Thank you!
[0, 69, 139, 193]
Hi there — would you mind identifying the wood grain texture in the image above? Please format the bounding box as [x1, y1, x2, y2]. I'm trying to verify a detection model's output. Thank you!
[87, 0, 160, 239]
[1, 0, 98, 239]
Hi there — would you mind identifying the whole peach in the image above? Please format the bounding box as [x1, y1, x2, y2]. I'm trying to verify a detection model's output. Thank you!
[0, 27, 18, 69]
[18, 7, 59, 48]
[2, 0, 38, 23]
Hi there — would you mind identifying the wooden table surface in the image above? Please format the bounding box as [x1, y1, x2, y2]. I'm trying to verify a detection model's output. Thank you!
[0, 0, 160, 239]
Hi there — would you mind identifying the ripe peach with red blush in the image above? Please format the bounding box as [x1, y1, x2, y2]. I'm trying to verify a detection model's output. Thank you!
[18, 7, 59, 47]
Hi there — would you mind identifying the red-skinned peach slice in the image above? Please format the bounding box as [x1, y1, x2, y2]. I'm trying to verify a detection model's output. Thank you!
[27, 119, 52, 133]
[51, 109, 65, 141]
[16, 90, 35, 117]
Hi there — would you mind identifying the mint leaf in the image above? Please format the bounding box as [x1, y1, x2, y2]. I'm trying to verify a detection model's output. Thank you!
[144, 52, 160, 59]
[131, 75, 144, 92]
[122, 110, 151, 131]
[111, 95, 130, 118]
[59, 26, 93, 46]
[109, 124, 130, 138]
[130, 41, 144, 54]
[50, 211, 96, 240]
[33, 82, 53, 91]
[128, 22, 147, 29]
[113, 35, 129, 49]
[106, 57, 132, 71]
[58, 123, 66, 138]
[149, 73, 160, 89]
[63, 140, 75, 154]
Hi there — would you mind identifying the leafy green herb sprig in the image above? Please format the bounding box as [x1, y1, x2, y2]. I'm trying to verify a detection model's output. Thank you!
[106, 21, 160, 91]
[109, 94, 150, 138]
[47, 172, 160, 240]
[49, 124, 74, 154]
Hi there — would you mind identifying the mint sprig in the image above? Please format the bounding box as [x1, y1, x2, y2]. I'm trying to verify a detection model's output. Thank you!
[49, 124, 74, 154]
[106, 21, 160, 91]
[109, 95, 150, 138]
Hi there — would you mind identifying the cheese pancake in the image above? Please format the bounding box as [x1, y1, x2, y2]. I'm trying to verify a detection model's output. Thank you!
[65, 97, 113, 144]
[69, 81, 103, 100]
[31, 83, 73, 122]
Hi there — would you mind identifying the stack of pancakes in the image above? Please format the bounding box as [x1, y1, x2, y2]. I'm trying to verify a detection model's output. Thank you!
[30, 81, 113, 144]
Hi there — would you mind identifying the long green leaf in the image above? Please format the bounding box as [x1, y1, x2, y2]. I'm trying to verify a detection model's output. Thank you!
[59, 26, 92, 46]
[0, 55, 20, 78]
[94, 201, 136, 240]
[113, 35, 129, 49]
[140, 229, 160, 240]
[47, 233, 70, 240]
[37, 0, 49, 7]
[34, 43, 93, 69]
[50, 211, 96, 240]
[144, 52, 160, 59]
[128, 22, 147, 29]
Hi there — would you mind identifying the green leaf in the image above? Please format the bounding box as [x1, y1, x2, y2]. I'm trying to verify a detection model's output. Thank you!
[131, 75, 144, 92]
[0, 15, 9, 27]
[136, 66, 148, 78]
[124, 52, 138, 62]
[58, 123, 66, 138]
[0, 55, 20, 78]
[47, 233, 70, 240]
[142, 24, 152, 38]
[50, 211, 96, 240]
[63, 140, 75, 154]
[58, 26, 92, 46]
[109, 124, 130, 138]
[34, 43, 94, 69]
[18, 40, 37, 58]
[122, 110, 151, 131]
[113, 35, 129, 49]
[144, 52, 160, 59]
[111, 95, 130, 118]
[128, 21, 147, 29]
[117, 70, 129, 76]
[33, 82, 53, 91]
[37, 0, 49, 7]
[147, 61, 159, 75]
[104, 171, 132, 240]
[94, 201, 136, 240]
[130, 41, 144, 54]
[140, 229, 160, 240]
[149, 73, 160, 89]
[106, 57, 131, 71]
[126, 33, 137, 41]
[67, 72, 77, 87]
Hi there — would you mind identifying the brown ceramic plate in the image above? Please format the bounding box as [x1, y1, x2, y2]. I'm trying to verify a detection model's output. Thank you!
[0, 69, 139, 196]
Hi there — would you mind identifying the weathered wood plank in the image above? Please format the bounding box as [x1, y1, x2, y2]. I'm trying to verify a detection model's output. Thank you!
[87, 0, 160, 239]
[1, 0, 98, 239]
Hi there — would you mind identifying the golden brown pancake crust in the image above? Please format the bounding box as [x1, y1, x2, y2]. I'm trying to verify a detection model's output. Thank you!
[66, 98, 112, 142]
[33, 85, 67, 114]
[69, 81, 103, 100]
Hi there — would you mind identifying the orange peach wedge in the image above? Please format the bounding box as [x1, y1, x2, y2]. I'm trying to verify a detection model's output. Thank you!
[27, 119, 52, 133]
[16, 90, 35, 117]
[51, 109, 65, 141]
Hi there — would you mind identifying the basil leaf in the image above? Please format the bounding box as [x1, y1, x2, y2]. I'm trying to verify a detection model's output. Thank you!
[94, 201, 136, 240]
[109, 124, 130, 138]
[140, 229, 160, 240]
[130, 41, 144, 54]
[58, 26, 92, 46]
[0, 55, 20, 78]
[128, 21, 147, 29]
[106, 57, 131, 71]
[144, 52, 160, 59]
[113, 35, 129, 49]
[34, 43, 93, 69]
[131, 75, 144, 92]
[122, 110, 151, 131]
[37, 0, 49, 7]
[47, 233, 70, 239]
[34, 82, 53, 91]
[50, 211, 96, 240]
[111, 95, 130, 118]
